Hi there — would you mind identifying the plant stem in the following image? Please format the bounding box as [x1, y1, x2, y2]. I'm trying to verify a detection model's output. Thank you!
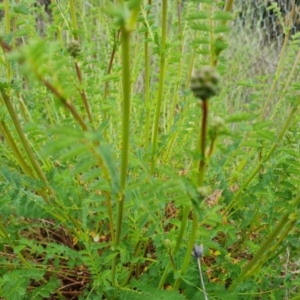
[173, 213, 198, 289]
[0, 39, 89, 133]
[4, 0, 10, 34]
[112, 23, 131, 288]
[224, 16, 292, 174]
[41, 78, 88, 131]
[69, 0, 78, 40]
[229, 214, 289, 290]
[197, 258, 208, 300]
[120, 240, 142, 286]
[223, 0, 234, 14]
[144, 0, 151, 149]
[207, 137, 216, 158]
[168, 2, 183, 132]
[224, 100, 299, 215]
[105, 192, 115, 243]
[1, 94, 82, 230]
[0, 121, 34, 177]
[74, 61, 93, 124]
[198, 100, 208, 186]
[158, 205, 190, 288]
[229, 192, 300, 290]
[103, 29, 120, 124]
[0, 88, 47, 183]
[253, 219, 296, 272]
[150, 0, 168, 173]
[173, 95, 209, 289]
[0, 221, 31, 268]
[116, 27, 131, 243]
[4, 0, 12, 86]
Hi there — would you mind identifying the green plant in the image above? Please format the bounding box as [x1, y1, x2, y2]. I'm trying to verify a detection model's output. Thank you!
[0, 0, 300, 299]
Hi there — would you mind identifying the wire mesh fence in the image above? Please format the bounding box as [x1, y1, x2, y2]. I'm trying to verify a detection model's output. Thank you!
[233, 0, 300, 50]
[224, 1, 300, 109]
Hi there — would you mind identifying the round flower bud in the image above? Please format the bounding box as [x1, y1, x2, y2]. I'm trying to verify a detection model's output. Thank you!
[197, 186, 209, 200]
[208, 116, 226, 139]
[192, 244, 204, 258]
[211, 116, 225, 128]
[164, 239, 171, 247]
[67, 40, 81, 58]
[231, 171, 239, 181]
[190, 66, 220, 100]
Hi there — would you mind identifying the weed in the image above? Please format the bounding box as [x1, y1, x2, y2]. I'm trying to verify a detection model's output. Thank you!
[0, 1, 300, 299]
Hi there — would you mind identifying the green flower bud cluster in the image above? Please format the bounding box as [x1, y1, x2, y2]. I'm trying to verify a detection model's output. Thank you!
[197, 186, 209, 200]
[208, 116, 226, 140]
[67, 40, 81, 58]
[190, 66, 220, 100]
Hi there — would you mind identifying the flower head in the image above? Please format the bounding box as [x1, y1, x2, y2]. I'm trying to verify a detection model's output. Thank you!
[192, 244, 204, 258]
[67, 40, 81, 58]
[190, 66, 220, 100]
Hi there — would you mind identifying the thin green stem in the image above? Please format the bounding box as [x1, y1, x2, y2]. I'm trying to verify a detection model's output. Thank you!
[224, 23, 292, 173]
[103, 29, 120, 124]
[120, 240, 142, 286]
[4, 0, 10, 34]
[0, 221, 31, 268]
[198, 100, 208, 186]
[0, 121, 34, 177]
[173, 213, 198, 289]
[176, 1, 182, 40]
[163, 57, 195, 162]
[172, 92, 210, 289]
[253, 219, 296, 273]
[172, 98, 209, 289]
[186, 52, 196, 88]
[207, 137, 216, 158]
[270, 49, 300, 121]
[229, 193, 300, 291]
[229, 214, 289, 290]
[259, 34, 290, 120]
[4, 0, 11, 82]
[112, 24, 131, 288]
[17, 93, 30, 123]
[69, 0, 78, 40]
[209, 12, 214, 67]
[75, 61, 93, 124]
[224, 101, 299, 215]
[230, 207, 259, 257]
[0, 119, 81, 230]
[168, 1, 183, 132]
[51, 0, 63, 47]
[117, 27, 131, 240]
[41, 78, 88, 131]
[150, 0, 168, 173]
[144, 0, 151, 149]
[158, 205, 190, 288]
[0, 39, 88, 132]
[223, 0, 234, 13]
[0, 88, 47, 183]
[105, 192, 115, 243]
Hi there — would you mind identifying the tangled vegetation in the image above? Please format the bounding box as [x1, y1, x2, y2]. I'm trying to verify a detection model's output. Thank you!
[0, 0, 300, 299]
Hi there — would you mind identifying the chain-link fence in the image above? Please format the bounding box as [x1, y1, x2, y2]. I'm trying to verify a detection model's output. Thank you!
[223, 1, 300, 108]
[233, 0, 300, 50]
